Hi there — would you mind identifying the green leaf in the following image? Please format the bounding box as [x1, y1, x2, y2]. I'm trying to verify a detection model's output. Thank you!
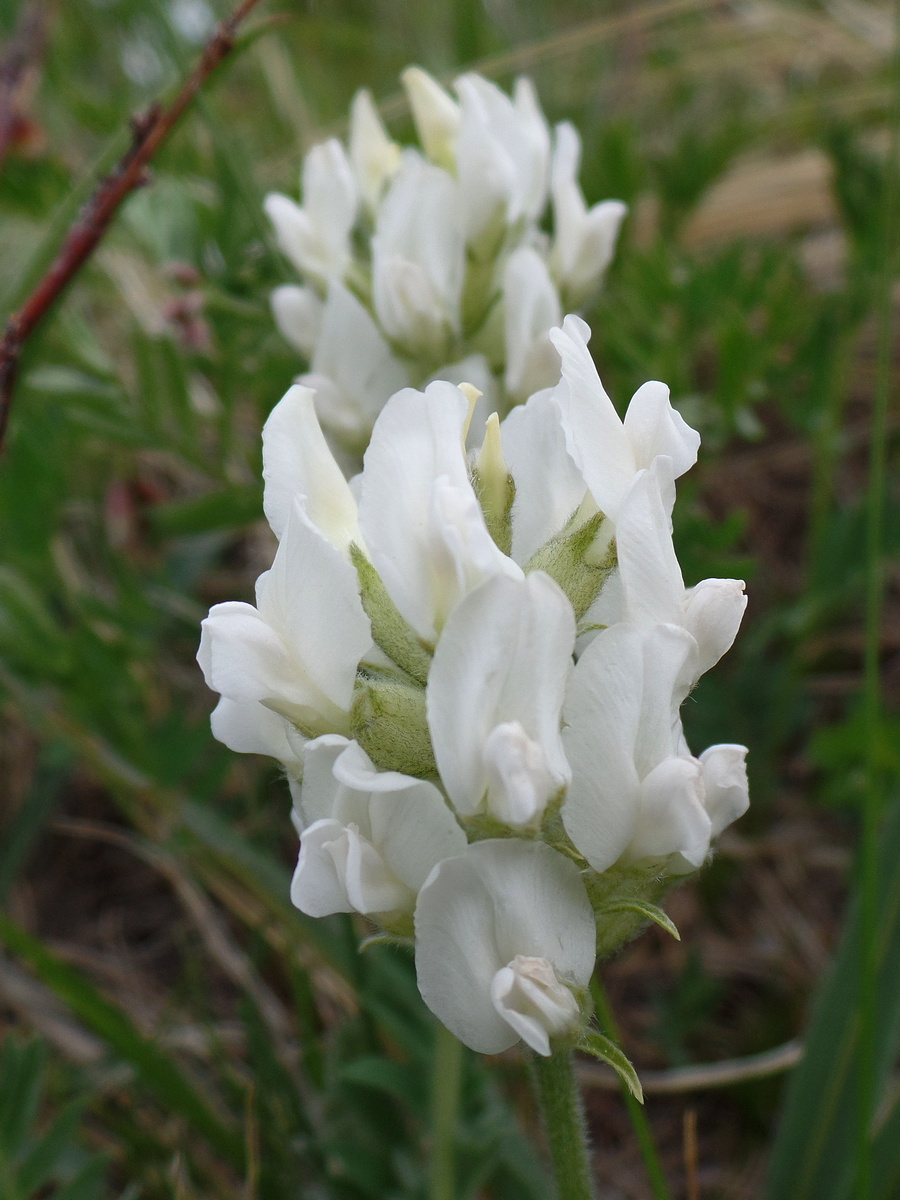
[578, 1030, 644, 1103]
[0, 914, 245, 1172]
[338, 1056, 423, 1106]
[148, 485, 264, 536]
[595, 899, 681, 941]
[766, 795, 900, 1199]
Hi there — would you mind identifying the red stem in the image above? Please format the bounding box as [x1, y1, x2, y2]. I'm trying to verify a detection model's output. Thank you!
[0, 0, 265, 449]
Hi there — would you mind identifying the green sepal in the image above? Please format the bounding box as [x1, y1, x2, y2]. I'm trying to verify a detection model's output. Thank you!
[525, 510, 616, 620]
[595, 899, 680, 942]
[578, 1030, 644, 1103]
[584, 862, 674, 957]
[471, 464, 515, 556]
[350, 664, 436, 778]
[350, 544, 433, 684]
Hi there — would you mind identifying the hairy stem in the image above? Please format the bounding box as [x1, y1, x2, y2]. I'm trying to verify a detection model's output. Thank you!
[533, 1049, 596, 1200]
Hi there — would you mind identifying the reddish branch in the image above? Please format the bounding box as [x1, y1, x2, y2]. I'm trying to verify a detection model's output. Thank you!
[0, 0, 265, 448]
[0, 2, 47, 169]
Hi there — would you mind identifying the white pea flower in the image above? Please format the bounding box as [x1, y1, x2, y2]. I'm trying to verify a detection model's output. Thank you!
[549, 314, 700, 522]
[503, 246, 563, 403]
[426, 572, 574, 828]
[561, 621, 748, 875]
[454, 73, 551, 253]
[197, 497, 371, 737]
[348, 88, 401, 212]
[371, 152, 463, 363]
[298, 280, 409, 450]
[414, 839, 595, 1055]
[264, 139, 357, 289]
[613, 456, 747, 677]
[291, 736, 466, 923]
[208, 696, 300, 768]
[357, 379, 520, 641]
[270, 284, 323, 358]
[549, 122, 627, 307]
[265, 68, 625, 437]
[401, 67, 461, 172]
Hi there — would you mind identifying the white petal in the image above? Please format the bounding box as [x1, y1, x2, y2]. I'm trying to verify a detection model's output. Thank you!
[614, 458, 684, 630]
[490, 956, 580, 1057]
[427, 572, 573, 820]
[349, 88, 400, 210]
[263, 193, 322, 280]
[402, 67, 461, 170]
[699, 744, 749, 837]
[209, 697, 299, 762]
[681, 578, 747, 677]
[372, 154, 462, 359]
[360, 381, 517, 639]
[262, 383, 362, 550]
[414, 840, 594, 1054]
[483, 722, 558, 828]
[328, 824, 413, 914]
[291, 818, 355, 916]
[549, 315, 636, 518]
[300, 280, 408, 444]
[623, 381, 700, 480]
[198, 601, 329, 726]
[625, 755, 712, 867]
[562, 624, 644, 870]
[631, 622, 698, 777]
[270, 285, 323, 357]
[256, 500, 371, 717]
[295, 734, 351, 827]
[503, 246, 562, 400]
[501, 389, 586, 564]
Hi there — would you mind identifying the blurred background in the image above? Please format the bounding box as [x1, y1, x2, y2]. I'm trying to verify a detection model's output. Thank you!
[0, 0, 898, 1197]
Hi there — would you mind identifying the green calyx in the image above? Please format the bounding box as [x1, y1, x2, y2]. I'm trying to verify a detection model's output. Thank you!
[351, 544, 433, 685]
[350, 663, 437, 778]
[471, 412, 515, 556]
[525, 509, 616, 620]
[584, 862, 679, 957]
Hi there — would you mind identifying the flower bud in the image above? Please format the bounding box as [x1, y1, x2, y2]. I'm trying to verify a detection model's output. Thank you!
[490, 955, 582, 1056]
[350, 666, 436, 777]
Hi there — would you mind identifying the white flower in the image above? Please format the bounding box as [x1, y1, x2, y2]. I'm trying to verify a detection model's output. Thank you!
[614, 456, 747, 676]
[358, 379, 521, 641]
[348, 88, 401, 212]
[426, 572, 574, 828]
[197, 498, 371, 737]
[503, 246, 562, 403]
[291, 737, 466, 920]
[414, 839, 595, 1055]
[371, 152, 463, 362]
[561, 621, 749, 874]
[549, 123, 627, 306]
[549, 315, 700, 521]
[264, 139, 358, 288]
[270, 284, 323, 358]
[454, 73, 550, 252]
[208, 696, 300, 766]
[298, 280, 409, 449]
[401, 67, 461, 172]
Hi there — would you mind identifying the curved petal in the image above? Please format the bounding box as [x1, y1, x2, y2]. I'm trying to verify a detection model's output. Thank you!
[401, 68, 460, 171]
[562, 624, 644, 870]
[549, 315, 636, 518]
[360, 381, 517, 639]
[427, 572, 574, 820]
[501, 389, 586, 564]
[699, 744, 749, 838]
[414, 839, 594, 1053]
[256, 500, 371, 717]
[291, 818, 355, 916]
[614, 458, 684, 630]
[262, 384, 362, 550]
[270, 285, 322, 357]
[625, 755, 711, 867]
[349, 88, 400, 210]
[209, 697, 299, 763]
[623, 381, 700, 480]
[295, 734, 351, 827]
[503, 246, 562, 400]
[681, 577, 747, 677]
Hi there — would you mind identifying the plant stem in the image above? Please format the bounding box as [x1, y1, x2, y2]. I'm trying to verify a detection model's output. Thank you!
[429, 1023, 463, 1200]
[591, 977, 672, 1200]
[532, 1049, 596, 1200]
[857, 2, 900, 1194]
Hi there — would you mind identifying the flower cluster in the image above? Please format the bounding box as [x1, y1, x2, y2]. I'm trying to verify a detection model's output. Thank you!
[198, 315, 749, 1066]
[265, 68, 626, 455]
